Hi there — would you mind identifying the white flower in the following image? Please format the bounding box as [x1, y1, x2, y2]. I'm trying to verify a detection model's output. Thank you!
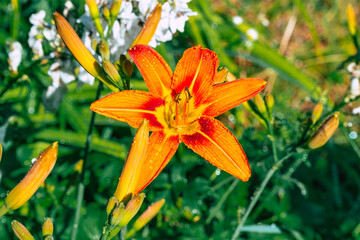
[48, 61, 76, 86]
[351, 77, 360, 99]
[168, 0, 197, 34]
[233, 16, 243, 25]
[8, 42, 23, 73]
[63, 0, 74, 16]
[353, 107, 360, 114]
[347, 62, 360, 78]
[29, 10, 46, 26]
[246, 28, 258, 40]
[78, 66, 95, 85]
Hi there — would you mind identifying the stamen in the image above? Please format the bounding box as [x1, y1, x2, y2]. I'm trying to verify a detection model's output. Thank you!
[184, 87, 192, 99]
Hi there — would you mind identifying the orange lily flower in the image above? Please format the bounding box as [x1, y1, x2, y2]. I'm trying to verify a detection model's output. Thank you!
[90, 45, 266, 194]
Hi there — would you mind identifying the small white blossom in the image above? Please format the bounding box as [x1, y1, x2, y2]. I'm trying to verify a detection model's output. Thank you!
[233, 16, 243, 25]
[347, 62, 360, 78]
[353, 107, 360, 114]
[246, 28, 258, 40]
[63, 0, 74, 16]
[8, 42, 23, 73]
[351, 77, 360, 99]
[258, 13, 269, 27]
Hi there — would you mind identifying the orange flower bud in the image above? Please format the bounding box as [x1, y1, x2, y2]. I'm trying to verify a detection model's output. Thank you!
[308, 112, 339, 149]
[103, 60, 121, 84]
[214, 67, 229, 84]
[118, 193, 145, 228]
[265, 93, 274, 112]
[133, 199, 165, 230]
[0, 142, 58, 217]
[254, 94, 266, 114]
[110, 203, 125, 226]
[42, 218, 54, 237]
[11, 220, 35, 240]
[347, 4, 357, 36]
[106, 196, 119, 216]
[311, 102, 323, 123]
[53, 12, 118, 92]
[130, 4, 162, 48]
[114, 120, 149, 202]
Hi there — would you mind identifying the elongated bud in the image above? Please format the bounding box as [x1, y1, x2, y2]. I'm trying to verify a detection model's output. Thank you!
[0, 143, 2, 162]
[347, 4, 357, 36]
[98, 41, 110, 60]
[118, 193, 145, 228]
[103, 7, 110, 22]
[114, 120, 149, 202]
[308, 112, 339, 149]
[122, 59, 133, 77]
[91, 39, 98, 52]
[106, 196, 119, 215]
[130, 4, 162, 48]
[110, 203, 125, 226]
[0, 142, 58, 217]
[42, 218, 54, 237]
[53, 12, 118, 92]
[110, 0, 122, 22]
[265, 94, 274, 112]
[311, 102, 323, 123]
[86, 0, 104, 38]
[254, 94, 266, 114]
[133, 199, 165, 230]
[214, 67, 229, 84]
[74, 159, 83, 173]
[103, 60, 121, 84]
[11, 220, 35, 240]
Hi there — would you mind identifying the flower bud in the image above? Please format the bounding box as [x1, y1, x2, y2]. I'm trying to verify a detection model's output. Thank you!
[265, 94, 274, 112]
[110, 203, 125, 226]
[11, 220, 35, 240]
[0, 142, 58, 217]
[53, 12, 118, 92]
[122, 60, 134, 77]
[42, 218, 54, 237]
[114, 120, 149, 202]
[347, 4, 357, 36]
[214, 67, 229, 84]
[133, 199, 165, 231]
[311, 102, 323, 123]
[0, 143, 2, 162]
[110, 0, 122, 22]
[103, 7, 110, 22]
[118, 193, 145, 228]
[106, 196, 119, 216]
[86, 0, 104, 38]
[130, 4, 162, 48]
[308, 112, 339, 149]
[254, 94, 266, 114]
[98, 41, 110, 60]
[103, 60, 121, 84]
[74, 159, 83, 173]
[91, 39, 98, 52]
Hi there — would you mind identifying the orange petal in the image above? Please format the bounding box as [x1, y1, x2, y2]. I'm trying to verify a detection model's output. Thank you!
[129, 45, 172, 97]
[171, 46, 219, 106]
[134, 131, 180, 194]
[90, 90, 164, 131]
[203, 78, 266, 117]
[181, 117, 251, 181]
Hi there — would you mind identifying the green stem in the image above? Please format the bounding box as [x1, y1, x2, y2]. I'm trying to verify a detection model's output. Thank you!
[231, 152, 294, 240]
[70, 82, 103, 240]
[269, 119, 279, 162]
[206, 178, 239, 224]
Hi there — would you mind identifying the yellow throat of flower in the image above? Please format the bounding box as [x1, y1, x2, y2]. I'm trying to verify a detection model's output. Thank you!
[159, 87, 203, 135]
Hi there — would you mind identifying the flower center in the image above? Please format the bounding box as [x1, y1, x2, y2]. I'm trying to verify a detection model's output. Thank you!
[162, 87, 201, 134]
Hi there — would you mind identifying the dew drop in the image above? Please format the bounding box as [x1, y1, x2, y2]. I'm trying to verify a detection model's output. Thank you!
[31, 158, 37, 164]
[348, 122, 353, 127]
[349, 131, 358, 139]
[215, 169, 221, 175]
